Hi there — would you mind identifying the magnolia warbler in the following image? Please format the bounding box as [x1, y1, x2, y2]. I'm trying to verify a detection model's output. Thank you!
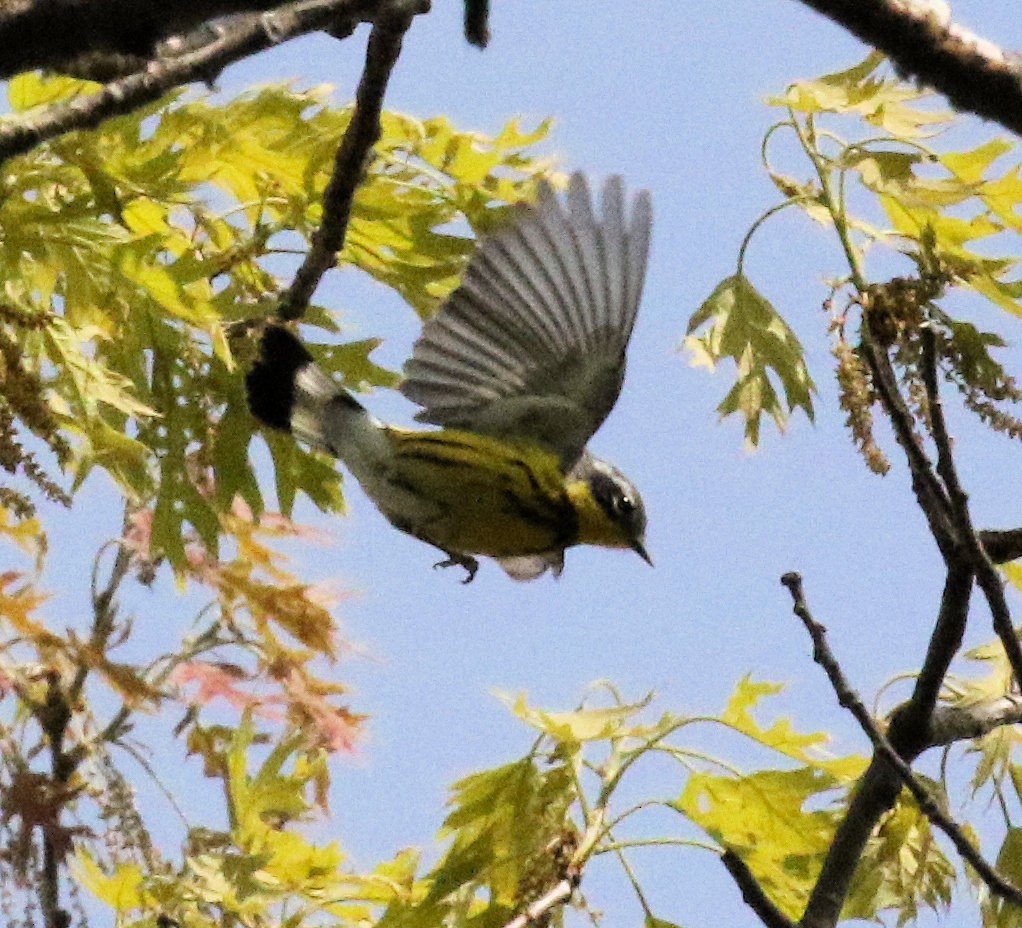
[246, 173, 652, 582]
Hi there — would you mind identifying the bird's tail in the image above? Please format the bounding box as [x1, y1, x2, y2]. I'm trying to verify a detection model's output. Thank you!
[245, 325, 371, 456]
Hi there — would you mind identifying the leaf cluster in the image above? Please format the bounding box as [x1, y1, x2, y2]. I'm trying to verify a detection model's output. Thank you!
[687, 53, 1022, 463]
[0, 500, 359, 922]
[0, 73, 553, 567]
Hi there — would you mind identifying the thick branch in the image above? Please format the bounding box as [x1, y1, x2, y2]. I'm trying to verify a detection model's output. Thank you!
[901, 564, 974, 730]
[463, 0, 490, 47]
[980, 528, 1022, 565]
[277, 1, 424, 319]
[38, 672, 72, 928]
[928, 695, 1022, 745]
[792, 0, 1022, 140]
[0, 0, 382, 166]
[781, 573, 1022, 928]
[0, 0, 303, 76]
[721, 849, 797, 928]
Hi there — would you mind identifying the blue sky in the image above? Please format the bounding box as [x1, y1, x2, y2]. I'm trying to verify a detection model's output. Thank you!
[39, 2, 1022, 925]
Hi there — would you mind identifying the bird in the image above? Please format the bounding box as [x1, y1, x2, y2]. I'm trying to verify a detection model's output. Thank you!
[245, 172, 652, 582]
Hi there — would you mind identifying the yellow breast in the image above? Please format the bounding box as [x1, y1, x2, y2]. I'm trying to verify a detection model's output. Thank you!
[375, 428, 578, 558]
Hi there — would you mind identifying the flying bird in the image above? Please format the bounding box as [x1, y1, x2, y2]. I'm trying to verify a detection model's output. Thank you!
[246, 172, 652, 581]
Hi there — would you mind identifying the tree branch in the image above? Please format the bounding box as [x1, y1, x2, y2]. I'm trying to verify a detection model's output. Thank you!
[39, 672, 72, 928]
[859, 337, 956, 558]
[920, 329, 1022, 687]
[277, 0, 425, 320]
[781, 572, 1022, 928]
[901, 564, 974, 729]
[980, 528, 1022, 565]
[463, 0, 490, 48]
[0, 0, 383, 166]
[0, 0, 302, 77]
[720, 848, 797, 928]
[928, 695, 1022, 745]
[499, 878, 575, 928]
[791, 0, 1022, 140]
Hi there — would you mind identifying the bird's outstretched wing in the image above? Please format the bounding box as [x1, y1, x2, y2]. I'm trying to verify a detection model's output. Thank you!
[400, 173, 652, 468]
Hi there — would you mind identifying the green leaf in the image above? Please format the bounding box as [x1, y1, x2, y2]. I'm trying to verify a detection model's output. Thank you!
[719, 676, 866, 779]
[7, 72, 97, 111]
[684, 274, 815, 446]
[942, 318, 1013, 395]
[263, 430, 344, 517]
[675, 766, 840, 919]
[846, 148, 975, 208]
[212, 394, 262, 512]
[982, 829, 1022, 926]
[775, 53, 949, 138]
[773, 52, 888, 114]
[502, 690, 653, 743]
[316, 337, 399, 391]
[845, 789, 955, 925]
[374, 756, 576, 926]
[645, 918, 685, 928]
[941, 138, 1014, 184]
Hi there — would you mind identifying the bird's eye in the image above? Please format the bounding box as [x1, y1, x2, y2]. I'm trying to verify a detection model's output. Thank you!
[614, 495, 635, 515]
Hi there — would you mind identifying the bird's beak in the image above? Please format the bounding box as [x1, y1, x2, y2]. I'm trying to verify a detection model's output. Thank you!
[631, 539, 653, 566]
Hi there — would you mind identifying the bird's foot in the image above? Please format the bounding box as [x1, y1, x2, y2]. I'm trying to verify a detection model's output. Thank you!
[433, 552, 479, 584]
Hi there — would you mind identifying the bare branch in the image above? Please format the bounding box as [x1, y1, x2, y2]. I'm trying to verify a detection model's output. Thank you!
[791, 0, 1022, 140]
[720, 848, 796, 928]
[0, 0, 383, 166]
[38, 672, 73, 928]
[920, 329, 1022, 687]
[463, 0, 490, 48]
[0, 0, 299, 77]
[796, 540, 973, 924]
[499, 879, 575, 928]
[905, 564, 974, 725]
[277, 1, 425, 320]
[859, 338, 956, 558]
[928, 695, 1022, 745]
[980, 528, 1022, 565]
[781, 572, 1022, 926]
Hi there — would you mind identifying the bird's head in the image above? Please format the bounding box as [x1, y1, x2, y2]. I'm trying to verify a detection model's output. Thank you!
[568, 455, 651, 565]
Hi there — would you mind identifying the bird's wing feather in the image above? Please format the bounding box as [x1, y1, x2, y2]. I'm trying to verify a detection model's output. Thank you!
[400, 173, 652, 467]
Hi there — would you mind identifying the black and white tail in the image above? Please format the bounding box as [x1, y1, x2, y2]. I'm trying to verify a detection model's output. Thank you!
[246, 325, 380, 460]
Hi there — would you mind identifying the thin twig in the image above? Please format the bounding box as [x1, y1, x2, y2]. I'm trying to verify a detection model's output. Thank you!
[791, 0, 1022, 140]
[277, 0, 425, 319]
[919, 329, 966, 510]
[796, 488, 973, 924]
[0, 0, 382, 166]
[720, 848, 796, 928]
[920, 328, 1022, 687]
[71, 540, 132, 701]
[859, 336, 956, 557]
[781, 572, 1022, 912]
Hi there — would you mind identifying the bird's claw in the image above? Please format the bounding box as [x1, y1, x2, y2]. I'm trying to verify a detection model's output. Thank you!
[433, 553, 479, 584]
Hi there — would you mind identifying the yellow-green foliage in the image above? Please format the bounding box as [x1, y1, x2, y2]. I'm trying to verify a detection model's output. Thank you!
[0, 73, 553, 564]
[687, 53, 1022, 457]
